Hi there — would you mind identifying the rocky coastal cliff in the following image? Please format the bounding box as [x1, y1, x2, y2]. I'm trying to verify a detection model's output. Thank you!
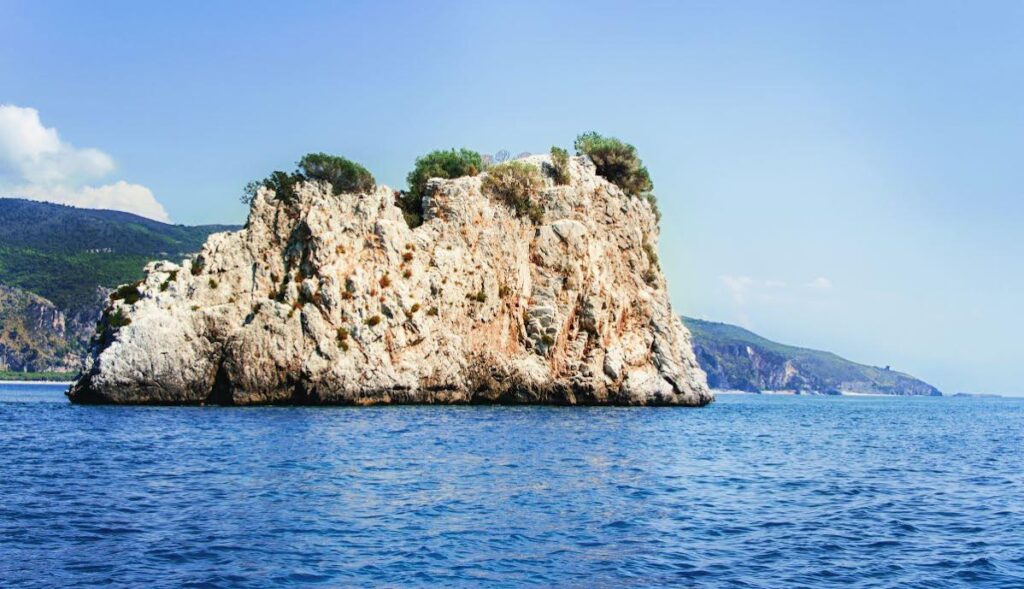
[68, 154, 711, 406]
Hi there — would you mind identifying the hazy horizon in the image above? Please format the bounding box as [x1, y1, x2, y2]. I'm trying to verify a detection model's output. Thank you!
[2, 1, 1022, 395]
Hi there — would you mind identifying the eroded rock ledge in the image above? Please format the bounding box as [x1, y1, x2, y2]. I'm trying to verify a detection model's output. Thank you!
[68, 155, 711, 406]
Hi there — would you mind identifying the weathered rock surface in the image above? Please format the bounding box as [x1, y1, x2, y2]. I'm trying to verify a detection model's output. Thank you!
[69, 155, 711, 406]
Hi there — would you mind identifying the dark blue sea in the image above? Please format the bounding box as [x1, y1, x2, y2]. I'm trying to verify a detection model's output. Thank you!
[1, 384, 1022, 588]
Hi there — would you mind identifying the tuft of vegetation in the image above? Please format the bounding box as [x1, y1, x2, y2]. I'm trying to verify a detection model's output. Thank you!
[481, 162, 545, 224]
[106, 308, 131, 330]
[298, 153, 376, 195]
[402, 269, 412, 279]
[242, 153, 375, 205]
[208, 278, 218, 289]
[541, 334, 555, 346]
[549, 146, 571, 185]
[109, 281, 143, 305]
[426, 306, 439, 316]
[366, 315, 382, 327]
[642, 192, 661, 223]
[642, 268, 658, 286]
[642, 240, 660, 286]
[468, 290, 487, 303]
[642, 241, 659, 268]
[336, 326, 351, 351]
[402, 251, 414, 262]
[399, 149, 485, 228]
[574, 132, 653, 197]
[498, 285, 512, 298]
[410, 303, 421, 313]
[159, 269, 179, 292]
[242, 170, 303, 205]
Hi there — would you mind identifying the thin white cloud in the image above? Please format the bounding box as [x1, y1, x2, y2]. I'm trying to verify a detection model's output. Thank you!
[14, 181, 168, 223]
[805, 277, 833, 290]
[721, 275, 793, 304]
[0, 105, 168, 221]
[720, 274, 754, 304]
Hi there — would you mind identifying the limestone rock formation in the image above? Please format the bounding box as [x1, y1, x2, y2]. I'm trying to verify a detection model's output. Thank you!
[68, 155, 711, 406]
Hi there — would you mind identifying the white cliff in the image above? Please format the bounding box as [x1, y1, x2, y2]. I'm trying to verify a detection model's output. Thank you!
[68, 155, 711, 406]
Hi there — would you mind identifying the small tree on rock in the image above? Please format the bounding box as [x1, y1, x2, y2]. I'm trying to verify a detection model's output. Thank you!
[399, 148, 485, 228]
[574, 132, 653, 197]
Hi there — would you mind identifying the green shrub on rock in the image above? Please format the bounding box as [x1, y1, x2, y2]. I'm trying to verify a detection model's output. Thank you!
[108, 308, 131, 328]
[642, 192, 661, 223]
[109, 281, 143, 305]
[400, 149, 485, 228]
[574, 132, 653, 197]
[549, 146, 571, 185]
[297, 153, 375, 195]
[98, 307, 131, 337]
[481, 161, 545, 224]
[242, 170, 303, 205]
[241, 153, 375, 205]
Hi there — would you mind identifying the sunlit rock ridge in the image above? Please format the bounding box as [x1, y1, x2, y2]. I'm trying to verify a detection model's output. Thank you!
[69, 154, 711, 406]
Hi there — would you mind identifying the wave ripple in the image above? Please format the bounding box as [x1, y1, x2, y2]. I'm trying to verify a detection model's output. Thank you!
[2, 386, 1023, 588]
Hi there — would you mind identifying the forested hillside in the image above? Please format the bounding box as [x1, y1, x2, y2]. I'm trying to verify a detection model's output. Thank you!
[0, 198, 237, 374]
[0, 198, 234, 311]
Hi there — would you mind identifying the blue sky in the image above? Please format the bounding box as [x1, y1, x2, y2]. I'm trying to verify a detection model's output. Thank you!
[2, 1, 1022, 394]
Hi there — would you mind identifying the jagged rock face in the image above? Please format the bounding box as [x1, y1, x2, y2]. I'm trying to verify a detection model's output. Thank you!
[69, 156, 711, 406]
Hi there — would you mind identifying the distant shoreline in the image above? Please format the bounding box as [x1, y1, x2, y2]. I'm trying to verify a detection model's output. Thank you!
[0, 380, 73, 386]
[715, 389, 926, 397]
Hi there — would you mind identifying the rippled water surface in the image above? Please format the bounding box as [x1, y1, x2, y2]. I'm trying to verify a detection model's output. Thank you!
[2, 384, 1022, 588]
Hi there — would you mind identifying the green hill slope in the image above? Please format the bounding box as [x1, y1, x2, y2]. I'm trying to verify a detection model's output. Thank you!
[682, 317, 941, 396]
[0, 198, 235, 312]
[0, 198, 237, 374]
